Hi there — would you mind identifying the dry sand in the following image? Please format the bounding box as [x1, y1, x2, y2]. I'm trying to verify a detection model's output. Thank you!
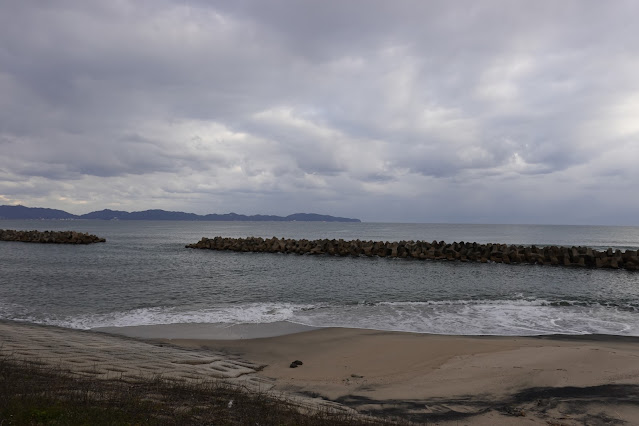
[163, 326, 639, 425]
[3, 320, 639, 424]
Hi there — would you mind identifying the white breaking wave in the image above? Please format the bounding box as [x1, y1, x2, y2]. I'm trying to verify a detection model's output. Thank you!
[44, 302, 325, 330]
[2, 299, 639, 336]
[291, 299, 639, 336]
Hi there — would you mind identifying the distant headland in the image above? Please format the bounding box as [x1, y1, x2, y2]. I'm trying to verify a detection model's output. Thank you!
[0, 205, 361, 223]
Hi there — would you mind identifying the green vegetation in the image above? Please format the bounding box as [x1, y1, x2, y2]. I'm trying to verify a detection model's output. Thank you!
[0, 357, 404, 425]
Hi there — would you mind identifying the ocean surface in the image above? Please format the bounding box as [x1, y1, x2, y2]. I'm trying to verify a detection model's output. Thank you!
[1, 220, 639, 336]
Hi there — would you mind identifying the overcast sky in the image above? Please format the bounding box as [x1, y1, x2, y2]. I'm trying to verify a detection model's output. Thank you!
[1, 1, 638, 224]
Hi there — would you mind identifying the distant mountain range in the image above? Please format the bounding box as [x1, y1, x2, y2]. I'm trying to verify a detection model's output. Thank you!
[0, 205, 361, 223]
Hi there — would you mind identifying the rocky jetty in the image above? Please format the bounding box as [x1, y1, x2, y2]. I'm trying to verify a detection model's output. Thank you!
[0, 229, 106, 244]
[186, 236, 639, 271]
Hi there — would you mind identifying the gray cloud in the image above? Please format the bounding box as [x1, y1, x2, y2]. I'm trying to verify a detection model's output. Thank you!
[1, 0, 638, 223]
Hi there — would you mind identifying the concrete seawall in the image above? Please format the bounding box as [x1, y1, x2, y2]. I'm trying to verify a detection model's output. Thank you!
[0, 229, 106, 244]
[187, 236, 639, 271]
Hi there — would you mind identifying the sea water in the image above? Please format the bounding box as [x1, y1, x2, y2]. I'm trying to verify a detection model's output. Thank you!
[1, 220, 638, 336]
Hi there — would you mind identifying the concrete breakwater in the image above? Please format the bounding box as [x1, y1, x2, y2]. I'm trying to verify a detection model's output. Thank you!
[187, 236, 639, 271]
[0, 229, 106, 244]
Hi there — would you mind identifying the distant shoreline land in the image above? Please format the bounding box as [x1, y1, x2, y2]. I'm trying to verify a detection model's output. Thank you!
[0, 205, 361, 223]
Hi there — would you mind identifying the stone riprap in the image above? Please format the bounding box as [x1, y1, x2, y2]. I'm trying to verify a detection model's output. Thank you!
[0, 229, 106, 244]
[187, 236, 639, 271]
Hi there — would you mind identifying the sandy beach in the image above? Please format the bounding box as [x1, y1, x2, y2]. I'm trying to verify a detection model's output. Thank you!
[157, 324, 639, 424]
[3, 320, 639, 424]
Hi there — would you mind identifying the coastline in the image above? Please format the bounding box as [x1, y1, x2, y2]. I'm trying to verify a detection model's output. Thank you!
[3, 320, 639, 424]
[94, 321, 320, 340]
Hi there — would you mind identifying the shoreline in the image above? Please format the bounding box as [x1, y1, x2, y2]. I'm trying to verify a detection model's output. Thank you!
[93, 321, 321, 340]
[94, 319, 639, 342]
[4, 320, 639, 424]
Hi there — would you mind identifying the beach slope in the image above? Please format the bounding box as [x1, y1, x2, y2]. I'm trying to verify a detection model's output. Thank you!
[165, 326, 639, 424]
[3, 321, 639, 424]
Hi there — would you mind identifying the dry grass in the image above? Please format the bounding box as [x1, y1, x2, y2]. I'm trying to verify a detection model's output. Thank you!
[0, 356, 408, 425]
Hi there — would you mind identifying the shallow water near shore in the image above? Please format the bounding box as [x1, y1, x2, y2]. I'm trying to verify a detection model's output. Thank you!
[1, 220, 639, 336]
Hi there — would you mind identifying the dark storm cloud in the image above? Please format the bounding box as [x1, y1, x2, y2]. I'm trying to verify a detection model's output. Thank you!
[0, 0, 638, 223]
